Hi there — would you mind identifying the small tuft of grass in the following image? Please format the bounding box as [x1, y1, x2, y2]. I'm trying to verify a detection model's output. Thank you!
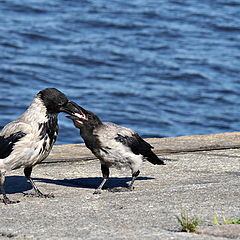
[176, 209, 201, 233]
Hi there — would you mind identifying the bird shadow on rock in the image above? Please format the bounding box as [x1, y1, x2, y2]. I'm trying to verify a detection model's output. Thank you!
[3, 176, 155, 194]
[4, 176, 32, 194]
[33, 176, 155, 190]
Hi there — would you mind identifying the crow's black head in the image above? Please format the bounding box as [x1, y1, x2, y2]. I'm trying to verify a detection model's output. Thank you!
[66, 103, 102, 129]
[38, 88, 80, 115]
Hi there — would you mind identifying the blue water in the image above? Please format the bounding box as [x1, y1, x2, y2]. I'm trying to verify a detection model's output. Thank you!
[0, 0, 240, 145]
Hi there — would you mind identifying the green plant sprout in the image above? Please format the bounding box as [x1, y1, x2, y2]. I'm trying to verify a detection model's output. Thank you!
[213, 216, 240, 225]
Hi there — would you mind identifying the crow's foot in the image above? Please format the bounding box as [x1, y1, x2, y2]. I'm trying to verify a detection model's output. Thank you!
[93, 189, 102, 195]
[23, 192, 54, 198]
[1, 196, 20, 205]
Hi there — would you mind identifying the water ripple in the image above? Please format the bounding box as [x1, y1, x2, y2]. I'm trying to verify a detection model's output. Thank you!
[0, 0, 240, 144]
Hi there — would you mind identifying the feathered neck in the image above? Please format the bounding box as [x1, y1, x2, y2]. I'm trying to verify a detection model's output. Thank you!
[20, 96, 57, 123]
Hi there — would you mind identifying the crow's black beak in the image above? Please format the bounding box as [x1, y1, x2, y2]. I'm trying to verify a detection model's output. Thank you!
[66, 115, 79, 120]
[59, 101, 81, 115]
[62, 101, 88, 122]
[65, 108, 87, 128]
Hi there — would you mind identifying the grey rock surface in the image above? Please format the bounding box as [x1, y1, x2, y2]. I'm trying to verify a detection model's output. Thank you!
[1, 134, 240, 239]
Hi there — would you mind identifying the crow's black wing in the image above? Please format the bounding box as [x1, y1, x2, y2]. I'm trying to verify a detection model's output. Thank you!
[0, 131, 26, 158]
[115, 133, 165, 165]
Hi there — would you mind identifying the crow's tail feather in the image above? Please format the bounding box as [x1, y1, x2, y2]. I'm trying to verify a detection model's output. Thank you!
[145, 151, 165, 165]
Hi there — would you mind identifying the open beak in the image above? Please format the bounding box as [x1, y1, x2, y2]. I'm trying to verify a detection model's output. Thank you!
[63, 102, 88, 125]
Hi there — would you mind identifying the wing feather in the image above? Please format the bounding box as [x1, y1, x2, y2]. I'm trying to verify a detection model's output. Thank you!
[115, 133, 165, 165]
[0, 131, 27, 158]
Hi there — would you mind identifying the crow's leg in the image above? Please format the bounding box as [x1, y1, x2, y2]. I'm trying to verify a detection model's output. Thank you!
[0, 171, 19, 204]
[127, 157, 142, 191]
[23, 167, 54, 198]
[128, 170, 140, 191]
[108, 169, 140, 193]
[94, 164, 109, 194]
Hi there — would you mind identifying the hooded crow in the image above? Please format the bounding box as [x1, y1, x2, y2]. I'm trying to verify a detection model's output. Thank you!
[0, 88, 80, 204]
[67, 104, 165, 194]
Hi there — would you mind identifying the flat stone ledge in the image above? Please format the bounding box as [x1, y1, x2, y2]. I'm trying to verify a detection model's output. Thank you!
[45, 131, 240, 163]
[1, 133, 240, 240]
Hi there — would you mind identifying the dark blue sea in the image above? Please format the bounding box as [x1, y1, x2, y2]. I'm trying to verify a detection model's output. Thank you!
[0, 0, 240, 145]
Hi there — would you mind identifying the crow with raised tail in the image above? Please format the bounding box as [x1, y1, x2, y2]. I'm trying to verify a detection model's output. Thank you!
[67, 104, 165, 194]
[0, 88, 80, 204]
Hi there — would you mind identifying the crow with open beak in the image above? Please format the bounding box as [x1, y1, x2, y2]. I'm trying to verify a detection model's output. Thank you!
[0, 88, 80, 204]
[67, 104, 165, 194]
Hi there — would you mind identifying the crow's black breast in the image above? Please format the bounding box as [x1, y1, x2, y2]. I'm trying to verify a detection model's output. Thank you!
[38, 113, 58, 154]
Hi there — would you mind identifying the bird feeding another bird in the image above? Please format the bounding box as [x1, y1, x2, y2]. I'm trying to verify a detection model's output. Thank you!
[66, 103, 165, 194]
[0, 88, 81, 204]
